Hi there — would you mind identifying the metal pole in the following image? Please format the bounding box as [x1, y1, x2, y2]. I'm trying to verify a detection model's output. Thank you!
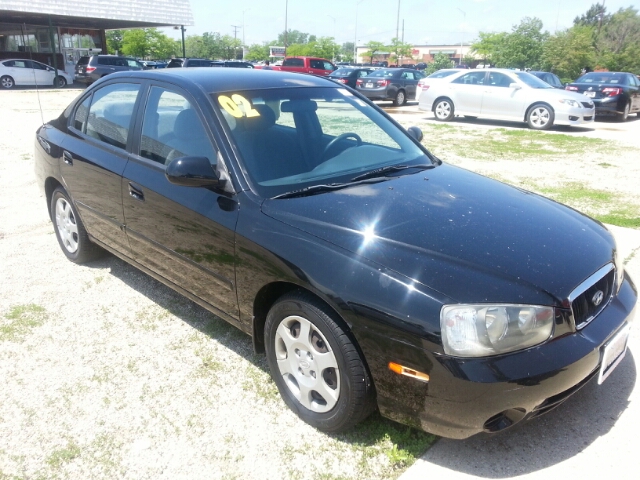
[396, 0, 401, 40]
[457, 8, 465, 66]
[48, 16, 59, 87]
[284, 0, 288, 54]
[181, 25, 186, 58]
[354, 0, 363, 64]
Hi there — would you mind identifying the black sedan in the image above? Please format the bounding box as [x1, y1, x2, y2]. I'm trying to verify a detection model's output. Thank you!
[34, 68, 636, 439]
[565, 71, 640, 121]
[529, 71, 564, 89]
[328, 67, 374, 88]
[355, 67, 425, 106]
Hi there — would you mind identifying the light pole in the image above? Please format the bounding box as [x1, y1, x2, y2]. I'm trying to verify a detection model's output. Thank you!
[242, 9, 250, 48]
[284, 0, 288, 54]
[327, 15, 337, 61]
[354, 0, 363, 64]
[457, 7, 466, 66]
[396, 0, 401, 40]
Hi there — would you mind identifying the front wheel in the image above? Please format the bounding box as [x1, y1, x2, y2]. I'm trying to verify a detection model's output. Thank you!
[433, 98, 454, 121]
[265, 292, 375, 433]
[55, 76, 67, 88]
[1, 75, 15, 89]
[50, 187, 103, 263]
[527, 103, 554, 130]
[393, 90, 406, 106]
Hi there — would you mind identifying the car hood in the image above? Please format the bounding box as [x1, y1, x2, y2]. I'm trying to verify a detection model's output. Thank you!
[261, 164, 615, 305]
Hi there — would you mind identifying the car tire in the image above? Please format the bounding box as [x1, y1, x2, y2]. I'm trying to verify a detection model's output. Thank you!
[55, 76, 67, 88]
[617, 102, 630, 122]
[433, 98, 454, 121]
[393, 90, 406, 106]
[50, 187, 104, 263]
[264, 291, 376, 433]
[1, 75, 15, 89]
[527, 103, 554, 130]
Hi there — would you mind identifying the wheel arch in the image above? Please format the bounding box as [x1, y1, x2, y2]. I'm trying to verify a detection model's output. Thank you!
[432, 96, 454, 112]
[44, 177, 64, 220]
[524, 101, 554, 122]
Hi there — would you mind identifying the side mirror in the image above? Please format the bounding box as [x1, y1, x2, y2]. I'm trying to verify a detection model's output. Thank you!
[165, 156, 225, 188]
[407, 126, 423, 142]
[509, 83, 522, 90]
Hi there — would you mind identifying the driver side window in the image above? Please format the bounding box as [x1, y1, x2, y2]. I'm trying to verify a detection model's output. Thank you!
[139, 87, 216, 166]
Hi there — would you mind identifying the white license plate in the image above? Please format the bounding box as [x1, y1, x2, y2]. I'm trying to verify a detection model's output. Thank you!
[366, 83, 373, 88]
[584, 91, 596, 98]
[598, 324, 630, 384]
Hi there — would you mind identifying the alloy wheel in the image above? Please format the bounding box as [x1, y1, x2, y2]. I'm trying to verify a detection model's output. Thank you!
[55, 197, 79, 253]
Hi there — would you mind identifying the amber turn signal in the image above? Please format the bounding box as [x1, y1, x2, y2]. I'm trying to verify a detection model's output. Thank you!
[388, 362, 430, 383]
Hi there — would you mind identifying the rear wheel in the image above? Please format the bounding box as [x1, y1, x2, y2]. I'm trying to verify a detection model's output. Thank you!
[393, 90, 406, 106]
[433, 98, 454, 121]
[50, 187, 104, 263]
[617, 102, 630, 122]
[527, 103, 554, 130]
[1, 75, 15, 89]
[265, 291, 375, 433]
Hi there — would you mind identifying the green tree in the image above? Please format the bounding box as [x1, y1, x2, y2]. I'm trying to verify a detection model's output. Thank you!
[541, 25, 596, 81]
[121, 29, 149, 58]
[309, 37, 339, 60]
[425, 53, 454, 75]
[493, 17, 548, 69]
[219, 35, 243, 60]
[278, 29, 310, 46]
[362, 40, 386, 64]
[185, 35, 206, 58]
[245, 42, 271, 61]
[470, 32, 506, 66]
[574, 2, 610, 29]
[387, 37, 414, 65]
[340, 42, 355, 62]
[147, 29, 178, 59]
[598, 7, 640, 72]
[106, 30, 123, 54]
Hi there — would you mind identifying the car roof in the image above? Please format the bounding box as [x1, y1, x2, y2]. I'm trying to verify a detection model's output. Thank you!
[98, 68, 340, 92]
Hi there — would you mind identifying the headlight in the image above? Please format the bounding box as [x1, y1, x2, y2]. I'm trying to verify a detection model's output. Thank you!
[441, 304, 554, 357]
[558, 99, 580, 108]
[614, 248, 625, 293]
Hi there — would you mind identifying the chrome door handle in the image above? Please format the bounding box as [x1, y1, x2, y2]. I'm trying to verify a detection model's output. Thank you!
[62, 150, 73, 165]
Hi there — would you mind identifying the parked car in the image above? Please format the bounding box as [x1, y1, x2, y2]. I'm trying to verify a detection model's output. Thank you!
[0, 58, 73, 88]
[415, 69, 460, 99]
[34, 68, 636, 440]
[419, 68, 595, 130]
[167, 58, 212, 68]
[356, 67, 425, 106]
[565, 71, 640, 121]
[210, 60, 254, 68]
[529, 71, 564, 89]
[328, 67, 373, 88]
[75, 55, 143, 84]
[140, 60, 158, 70]
[276, 56, 336, 76]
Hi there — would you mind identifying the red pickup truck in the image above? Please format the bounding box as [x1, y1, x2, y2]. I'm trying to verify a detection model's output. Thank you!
[274, 57, 336, 76]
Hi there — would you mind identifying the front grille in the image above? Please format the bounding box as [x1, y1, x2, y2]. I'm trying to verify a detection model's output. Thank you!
[584, 116, 593, 120]
[569, 264, 615, 330]
[581, 101, 594, 108]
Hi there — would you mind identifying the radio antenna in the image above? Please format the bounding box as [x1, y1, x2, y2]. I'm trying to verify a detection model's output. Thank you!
[22, 23, 45, 125]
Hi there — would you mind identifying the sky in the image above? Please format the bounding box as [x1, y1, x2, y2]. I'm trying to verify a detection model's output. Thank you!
[161, 0, 634, 47]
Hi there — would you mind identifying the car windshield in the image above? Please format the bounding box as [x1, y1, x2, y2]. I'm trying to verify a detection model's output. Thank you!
[367, 69, 397, 78]
[212, 86, 433, 198]
[428, 70, 457, 78]
[330, 68, 354, 76]
[576, 72, 626, 84]
[513, 71, 553, 89]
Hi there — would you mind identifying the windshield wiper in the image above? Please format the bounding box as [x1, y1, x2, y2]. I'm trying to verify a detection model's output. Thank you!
[272, 177, 391, 199]
[350, 164, 435, 182]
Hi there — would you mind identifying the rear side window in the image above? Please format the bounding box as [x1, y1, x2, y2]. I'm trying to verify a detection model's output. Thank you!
[283, 58, 304, 67]
[85, 83, 140, 149]
[76, 57, 89, 66]
[452, 71, 486, 85]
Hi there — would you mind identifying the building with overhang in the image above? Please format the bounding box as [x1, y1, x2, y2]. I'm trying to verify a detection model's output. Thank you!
[355, 44, 476, 67]
[0, 0, 193, 73]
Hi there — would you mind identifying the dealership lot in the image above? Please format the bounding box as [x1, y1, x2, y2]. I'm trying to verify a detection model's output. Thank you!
[1, 88, 638, 479]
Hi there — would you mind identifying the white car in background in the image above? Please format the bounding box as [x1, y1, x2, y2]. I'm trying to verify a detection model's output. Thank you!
[418, 68, 596, 130]
[415, 69, 461, 100]
[0, 59, 74, 89]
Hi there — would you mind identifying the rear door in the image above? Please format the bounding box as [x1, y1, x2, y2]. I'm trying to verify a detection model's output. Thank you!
[122, 84, 240, 320]
[61, 81, 142, 256]
[400, 70, 419, 98]
[447, 71, 486, 115]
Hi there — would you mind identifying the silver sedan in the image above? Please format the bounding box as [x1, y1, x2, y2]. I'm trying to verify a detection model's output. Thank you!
[418, 68, 595, 130]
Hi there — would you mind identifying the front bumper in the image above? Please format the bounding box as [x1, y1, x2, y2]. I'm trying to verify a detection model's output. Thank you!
[554, 105, 596, 126]
[369, 275, 637, 439]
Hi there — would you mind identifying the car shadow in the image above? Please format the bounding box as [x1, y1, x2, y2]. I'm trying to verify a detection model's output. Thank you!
[420, 115, 599, 133]
[421, 349, 636, 477]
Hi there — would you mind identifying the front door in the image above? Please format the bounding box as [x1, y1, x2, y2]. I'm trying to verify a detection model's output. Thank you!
[122, 85, 240, 320]
[480, 72, 526, 120]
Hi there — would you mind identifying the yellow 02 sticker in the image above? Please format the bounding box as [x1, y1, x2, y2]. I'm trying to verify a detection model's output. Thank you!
[218, 94, 260, 118]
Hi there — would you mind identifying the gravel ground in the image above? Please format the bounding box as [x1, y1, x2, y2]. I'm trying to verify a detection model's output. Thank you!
[1, 90, 638, 480]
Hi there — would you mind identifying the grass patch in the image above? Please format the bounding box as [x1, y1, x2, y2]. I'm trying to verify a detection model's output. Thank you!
[1, 304, 47, 342]
[46, 442, 81, 469]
